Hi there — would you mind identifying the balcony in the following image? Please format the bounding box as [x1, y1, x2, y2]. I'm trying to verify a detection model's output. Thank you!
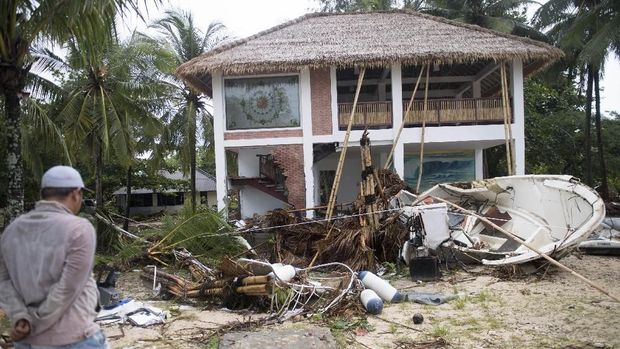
[338, 98, 508, 130]
[338, 101, 392, 130]
[404, 98, 506, 126]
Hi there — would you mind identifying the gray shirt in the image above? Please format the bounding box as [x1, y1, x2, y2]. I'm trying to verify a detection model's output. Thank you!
[0, 201, 99, 346]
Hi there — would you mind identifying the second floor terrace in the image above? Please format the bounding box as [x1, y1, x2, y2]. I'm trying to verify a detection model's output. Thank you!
[336, 62, 514, 131]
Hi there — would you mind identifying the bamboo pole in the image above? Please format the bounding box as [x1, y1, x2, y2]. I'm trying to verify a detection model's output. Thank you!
[308, 68, 366, 267]
[241, 275, 270, 285]
[502, 63, 515, 174]
[500, 64, 513, 176]
[325, 67, 366, 223]
[429, 195, 620, 303]
[415, 66, 431, 194]
[385, 65, 427, 170]
[236, 284, 271, 295]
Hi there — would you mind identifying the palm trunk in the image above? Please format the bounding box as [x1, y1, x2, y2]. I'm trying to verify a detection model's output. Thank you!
[190, 132, 197, 212]
[593, 71, 608, 199]
[95, 142, 104, 236]
[584, 65, 593, 186]
[123, 166, 132, 231]
[2, 91, 24, 227]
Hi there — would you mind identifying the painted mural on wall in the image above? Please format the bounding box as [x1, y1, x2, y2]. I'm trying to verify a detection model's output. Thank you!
[224, 76, 300, 130]
[404, 151, 475, 191]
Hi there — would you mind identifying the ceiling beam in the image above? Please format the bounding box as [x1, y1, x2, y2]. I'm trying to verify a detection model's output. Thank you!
[454, 63, 499, 97]
[337, 75, 476, 86]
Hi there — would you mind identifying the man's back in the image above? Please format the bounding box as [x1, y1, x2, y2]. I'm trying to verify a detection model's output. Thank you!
[1, 201, 100, 345]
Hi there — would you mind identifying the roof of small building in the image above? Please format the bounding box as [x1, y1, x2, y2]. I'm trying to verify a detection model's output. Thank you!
[113, 169, 216, 195]
[177, 10, 563, 92]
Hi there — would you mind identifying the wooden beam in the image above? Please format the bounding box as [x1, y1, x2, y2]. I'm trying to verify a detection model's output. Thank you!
[337, 75, 475, 86]
[338, 89, 457, 100]
[455, 63, 499, 97]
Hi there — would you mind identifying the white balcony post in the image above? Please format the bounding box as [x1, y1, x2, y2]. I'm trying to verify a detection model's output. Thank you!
[300, 67, 315, 218]
[475, 148, 484, 179]
[330, 66, 339, 134]
[212, 71, 228, 213]
[391, 62, 404, 178]
[511, 59, 525, 175]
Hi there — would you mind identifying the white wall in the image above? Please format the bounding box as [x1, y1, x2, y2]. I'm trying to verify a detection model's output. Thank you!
[237, 147, 266, 177]
[314, 148, 386, 205]
[240, 186, 288, 218]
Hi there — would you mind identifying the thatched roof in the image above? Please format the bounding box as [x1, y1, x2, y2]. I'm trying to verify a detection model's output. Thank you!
[177, 11, 563, 93]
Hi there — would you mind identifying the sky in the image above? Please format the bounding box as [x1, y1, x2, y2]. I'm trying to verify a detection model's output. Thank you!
[119, 0, 619, 116]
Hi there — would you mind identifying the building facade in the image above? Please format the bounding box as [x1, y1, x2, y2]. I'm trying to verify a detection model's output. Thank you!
[177, 11, 562, 218]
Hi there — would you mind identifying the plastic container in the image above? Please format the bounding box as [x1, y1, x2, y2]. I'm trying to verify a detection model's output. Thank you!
[360, 289, 383, 314]
[358, 271, 403, 302]
[269, 264, 296, 282]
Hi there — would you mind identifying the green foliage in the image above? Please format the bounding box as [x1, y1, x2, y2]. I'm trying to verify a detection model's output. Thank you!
[100, 205, 243, 267]
[524, 78, 585, 176]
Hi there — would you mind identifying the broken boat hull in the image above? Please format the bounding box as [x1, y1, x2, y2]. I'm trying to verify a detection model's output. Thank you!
[420, 175, 605, 266]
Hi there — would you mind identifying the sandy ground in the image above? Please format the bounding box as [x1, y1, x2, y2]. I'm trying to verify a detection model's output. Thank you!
[95, 253, 620, 349]
[1, 253, 619, 348]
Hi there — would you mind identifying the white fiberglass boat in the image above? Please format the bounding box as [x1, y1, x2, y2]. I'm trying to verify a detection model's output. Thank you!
[399, 175, 605, 266]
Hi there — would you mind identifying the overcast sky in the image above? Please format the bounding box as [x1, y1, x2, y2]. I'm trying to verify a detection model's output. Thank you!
[119, 0, 619, 116]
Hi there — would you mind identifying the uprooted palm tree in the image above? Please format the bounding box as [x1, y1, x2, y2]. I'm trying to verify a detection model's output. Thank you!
[149, 9, 230, 212]
[0, 0, 149, 227]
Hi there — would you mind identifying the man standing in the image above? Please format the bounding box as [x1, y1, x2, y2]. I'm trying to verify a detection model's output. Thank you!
[0, 166, 108, 348]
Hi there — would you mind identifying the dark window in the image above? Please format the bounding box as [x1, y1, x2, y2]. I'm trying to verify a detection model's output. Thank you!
[157, 192, 184, 206]
[130, 194, 153, 207]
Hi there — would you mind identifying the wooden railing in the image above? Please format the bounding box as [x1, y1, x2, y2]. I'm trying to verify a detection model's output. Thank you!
[337, 98, 508, 129]
[403, 98, 507, 125]
[338, 101, 392, 130]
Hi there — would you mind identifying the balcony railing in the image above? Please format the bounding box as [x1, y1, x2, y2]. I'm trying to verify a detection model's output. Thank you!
[404, 98, 506, 126]
[337, 98, 508, 129]
[338, 101, 392, 130]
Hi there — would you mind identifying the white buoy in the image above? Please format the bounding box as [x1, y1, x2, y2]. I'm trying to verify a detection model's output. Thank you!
[360, 289, 383, 315]
[358, 271, 403, 302]
[269, 264, 296, 282]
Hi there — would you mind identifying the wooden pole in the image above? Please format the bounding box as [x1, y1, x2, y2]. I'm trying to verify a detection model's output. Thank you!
[415, 65, 431, 194]
[429, 195, 620, 303]
[385, 64, 427, 170]
[309, 68, 366, 267]
[500, 63, 513, 175]
[502, 62, 515, 174]
[324, 67, 366, 223]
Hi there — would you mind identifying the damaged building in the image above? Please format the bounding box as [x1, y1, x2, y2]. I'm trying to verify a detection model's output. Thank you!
[176, 11, 562, 219]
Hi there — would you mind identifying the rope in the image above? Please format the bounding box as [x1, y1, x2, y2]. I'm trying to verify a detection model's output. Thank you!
[239, 204, 580, 235]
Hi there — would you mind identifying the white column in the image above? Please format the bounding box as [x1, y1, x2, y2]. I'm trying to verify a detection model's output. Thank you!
[330, 66, 339, 135]
[391, 63, 405, 179]
[300, 67, 315, 218]
[511, 59, 525, 175]
[475, 149, 484, 180]
[212, 71, 228, 212]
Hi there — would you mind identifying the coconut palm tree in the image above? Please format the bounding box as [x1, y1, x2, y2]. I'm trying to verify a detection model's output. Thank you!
[0, 0, 148, 226]
[534, 0, 619, 198]
[150, 9, 230, 212]
[424, 0, 546, 39]
[48, 33, 172, 245]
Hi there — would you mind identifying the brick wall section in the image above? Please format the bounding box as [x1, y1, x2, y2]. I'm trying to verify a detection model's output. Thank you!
[310, 68, 333, 135]
[271, 144, 305, 209]
[224, 129, 303, 140]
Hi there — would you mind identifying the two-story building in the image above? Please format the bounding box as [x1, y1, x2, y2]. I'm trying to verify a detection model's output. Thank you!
[177, 11, 562, 219]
